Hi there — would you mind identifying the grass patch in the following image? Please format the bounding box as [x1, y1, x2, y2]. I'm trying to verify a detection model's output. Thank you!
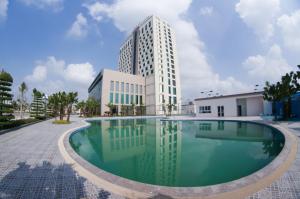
[52, 120, 71, 124]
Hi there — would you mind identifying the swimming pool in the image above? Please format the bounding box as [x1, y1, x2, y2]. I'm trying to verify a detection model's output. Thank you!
[69, 119, 285, 187]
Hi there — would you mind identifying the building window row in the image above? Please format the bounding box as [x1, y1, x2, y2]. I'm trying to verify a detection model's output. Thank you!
[110, 81, 143, 94]
[199, 106, 211, 113]
[110, 93, 143, 105]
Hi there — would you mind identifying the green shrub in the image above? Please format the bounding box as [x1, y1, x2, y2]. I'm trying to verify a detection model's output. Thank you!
[0, 118, 40, 130]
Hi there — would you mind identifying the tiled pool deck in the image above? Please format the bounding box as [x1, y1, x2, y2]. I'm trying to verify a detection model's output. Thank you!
[0, 116, 299, 199]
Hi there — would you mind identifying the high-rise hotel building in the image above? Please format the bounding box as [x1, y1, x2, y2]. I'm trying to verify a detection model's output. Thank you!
[88, 15, 181, 115]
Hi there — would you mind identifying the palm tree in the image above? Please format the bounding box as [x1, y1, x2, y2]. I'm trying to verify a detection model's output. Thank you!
[66, 92, 78, 122]
[86, 97, 98, 116]
[57, 92, 67, 120]
[18, 82, 28, 119]
[48, 93, 60, 120]
[76, 101, 86, 117]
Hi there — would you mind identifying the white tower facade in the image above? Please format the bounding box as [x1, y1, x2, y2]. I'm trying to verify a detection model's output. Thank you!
[118, 16, 181, 115]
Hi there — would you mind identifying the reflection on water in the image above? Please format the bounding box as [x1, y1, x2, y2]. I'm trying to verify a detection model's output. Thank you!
[70, 119, 284, 187]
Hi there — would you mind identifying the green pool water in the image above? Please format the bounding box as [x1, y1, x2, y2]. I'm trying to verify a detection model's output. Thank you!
[69, 119, 285, 187]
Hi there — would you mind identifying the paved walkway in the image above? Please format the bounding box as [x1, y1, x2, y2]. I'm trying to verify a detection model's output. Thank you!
[0, 117, 123, 199]
[247, 122, 300, 199]
[0, 116, 299, 199]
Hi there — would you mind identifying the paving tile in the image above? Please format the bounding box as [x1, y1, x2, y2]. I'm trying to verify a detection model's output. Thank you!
[0, 117, 123, 199]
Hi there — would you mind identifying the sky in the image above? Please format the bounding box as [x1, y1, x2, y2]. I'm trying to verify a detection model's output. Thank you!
[1, 0, 300, 101]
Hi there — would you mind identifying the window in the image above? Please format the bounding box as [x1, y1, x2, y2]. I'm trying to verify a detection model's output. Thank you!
[115, 81, 119, 92]
[173, 88, 176, 95]
[121, 82, 124, 92]
[168, 87, 171, 94]
[115, 93, 119, 104]
[199, 106, 211, 113]
[109, 93, 113, 103]
[173, 97, 177, 104]
[131, 95, 134, 104]
[126, 83, 129, 92]
[140, 96, 143, 105]
[126, 94, 129, 104]
[110, 81, 114, 91]
[130, 84, 134, 93]
[135, 84, 138, 94]
[136, 95, 139, 104]
[121, 94, 124, 104]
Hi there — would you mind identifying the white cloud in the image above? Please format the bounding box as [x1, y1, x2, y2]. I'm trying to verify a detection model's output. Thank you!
[235, 0, 280, 41]
[67, 13, 88, 38]
[25, 56, 96, 99]
[243, 44, 292, 82]
[199, 6, 213, 16]
[84, 0, 249, 99]
[19, 0, 64, 11]
[25, 65, 47, 82]
[277, 10, 300, 52]
[64, 63, 95, 85]
[0, 0, 8, 20]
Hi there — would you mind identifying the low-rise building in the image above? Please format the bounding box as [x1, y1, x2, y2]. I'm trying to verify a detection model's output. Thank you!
[181, 101, 195, 115]
[88, 69, 145, 115]
[194, 91, 264, 117]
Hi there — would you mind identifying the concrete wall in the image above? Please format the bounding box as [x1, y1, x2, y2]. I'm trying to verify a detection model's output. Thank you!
[194, 93, 264, 117]
[194, 97, 237, 117]
[246, 96, 264, 116]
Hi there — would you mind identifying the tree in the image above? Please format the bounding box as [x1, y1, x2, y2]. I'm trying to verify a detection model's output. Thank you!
[263, 66, 300, 120]
[12, 100, 19, 111]
[106, 102, 115, 116]
[0, 70, 14, 123]
[76, 101, 86, 117]
[30, 88, 45, 119]
[85, 97, 99, 116]
[57, 92, 67, 120]
[167, 103, 174, 116]
[292, 65, 300, 91]
[48, 93, 60, 119]
[18, 82, 28, 119]
[66, 92, 78, 122]
[263, 82, 282, 119]
[278, 72, 297, 119]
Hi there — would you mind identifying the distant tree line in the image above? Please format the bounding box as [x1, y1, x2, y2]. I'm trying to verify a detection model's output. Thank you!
[48, 91, 78, 123]
[75, 97, 100, 117]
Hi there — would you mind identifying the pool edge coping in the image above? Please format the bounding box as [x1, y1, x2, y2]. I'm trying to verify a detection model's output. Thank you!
[58, 118, 298, 199]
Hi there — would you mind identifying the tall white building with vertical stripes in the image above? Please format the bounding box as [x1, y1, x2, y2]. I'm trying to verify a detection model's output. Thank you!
[118, 16, 181, 115]
[89, 15, 181, 115]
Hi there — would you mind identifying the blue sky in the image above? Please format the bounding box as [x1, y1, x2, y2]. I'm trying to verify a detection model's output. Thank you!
[1, 0, 300, 100]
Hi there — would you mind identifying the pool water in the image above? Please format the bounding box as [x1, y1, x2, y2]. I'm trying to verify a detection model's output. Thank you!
[69, 119, 285, 187]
